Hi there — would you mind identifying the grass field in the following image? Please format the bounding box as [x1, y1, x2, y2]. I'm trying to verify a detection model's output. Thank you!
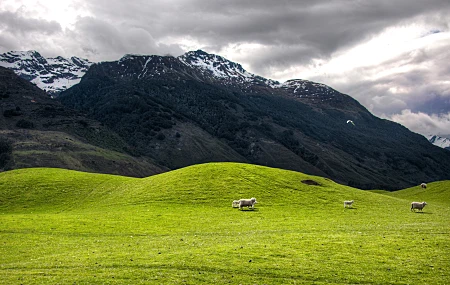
[0, 163, 449, 284]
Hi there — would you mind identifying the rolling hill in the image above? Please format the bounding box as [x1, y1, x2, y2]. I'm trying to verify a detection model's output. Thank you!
[0, 163, 449, 284]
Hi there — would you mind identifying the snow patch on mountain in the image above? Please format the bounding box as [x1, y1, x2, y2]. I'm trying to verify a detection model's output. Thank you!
[179, 50, 252, 82]
[427, 135, 450, 149]
[178, 50, 288, 91]
[0, 50, 93, 94]
[277, 79, 339, 103]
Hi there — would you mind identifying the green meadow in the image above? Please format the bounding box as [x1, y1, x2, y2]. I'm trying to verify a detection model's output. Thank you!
[0, 163, 449, 284]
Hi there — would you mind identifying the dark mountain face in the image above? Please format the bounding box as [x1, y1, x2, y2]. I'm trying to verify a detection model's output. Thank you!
[0, 67, 165, 176]
[58, 51, 450, 190]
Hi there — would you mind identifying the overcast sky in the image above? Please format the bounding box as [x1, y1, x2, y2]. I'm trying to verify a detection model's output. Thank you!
[1, 0, 450, 136]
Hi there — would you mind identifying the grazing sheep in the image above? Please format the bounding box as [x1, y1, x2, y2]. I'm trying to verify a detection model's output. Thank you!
[344, 200, 354, 208]
[411, 201, 427, 212]
[239, 197, 257, 210]
[232, 200, 240, 208]
[420, 183, 427, 189]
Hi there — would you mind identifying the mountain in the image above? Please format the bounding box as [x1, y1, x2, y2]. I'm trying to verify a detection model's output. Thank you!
[0, 51, 92, 95]
[0, 66, 165, 176]
[427, 134, 450, 150]
[57, 50, 450, 190]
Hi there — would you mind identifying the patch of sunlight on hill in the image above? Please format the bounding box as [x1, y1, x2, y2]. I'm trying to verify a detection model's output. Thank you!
[382, 181, 450, 207]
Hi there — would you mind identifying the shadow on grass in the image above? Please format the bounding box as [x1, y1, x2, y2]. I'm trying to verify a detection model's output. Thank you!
[344, 207, 357, 210]
[413, 211, 433, 214]
[239, 208, 259, 212]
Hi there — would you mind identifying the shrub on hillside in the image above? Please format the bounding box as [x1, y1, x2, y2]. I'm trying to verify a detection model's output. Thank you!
[0, 91, 10, 99]
[3, 107, 22, 117]
[0, 138, 12, 169]
[78, 120, 89, 127]
[16, 119, 35, 129]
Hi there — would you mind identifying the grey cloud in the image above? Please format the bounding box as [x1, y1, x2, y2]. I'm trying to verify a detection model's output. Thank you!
[0, 34, 18, 51]
[74, 17, 129, 55]
[55, 0, 450, 67]
[412, 94, 450, 115]
[389, 110, 450, 136]
[81, 0, 445, 47]
[67, 16, 184, 61]
[178, 1, 450, 77]
[304, 34, 450, 121]
[0, 10, 64, 58]
[0, 11, 61, 35]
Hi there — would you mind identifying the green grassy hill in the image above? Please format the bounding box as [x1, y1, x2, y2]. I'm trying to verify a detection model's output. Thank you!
[1, 163, 449, 284]
[378, 181, 450, 207]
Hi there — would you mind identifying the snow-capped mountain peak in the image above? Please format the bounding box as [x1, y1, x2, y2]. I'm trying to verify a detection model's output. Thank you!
[178, 50, 285, 90]
[179, 50, 250, 79]
[178, 50, 259, 84]
[427, 135, 450, 150]
[0, 50, 93, 95]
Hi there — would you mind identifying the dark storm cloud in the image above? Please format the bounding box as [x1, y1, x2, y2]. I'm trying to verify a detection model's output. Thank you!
[91, 0, 449, 79]
[2, 0, 449, 65]
[26, 0, 446, 71]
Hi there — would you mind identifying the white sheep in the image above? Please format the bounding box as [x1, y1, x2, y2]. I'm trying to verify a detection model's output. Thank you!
[411, 201, 427, 212]
[420, 183, 427, 189]
[239, 197, 257, 210]
[344, 200, 354, 208]
[232, 200, 240, 208]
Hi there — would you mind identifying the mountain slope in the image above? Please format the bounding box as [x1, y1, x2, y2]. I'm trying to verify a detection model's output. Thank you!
[0, 50, 92, 95]
[0, 66, 165, 176]
[58, 50, 450, 190]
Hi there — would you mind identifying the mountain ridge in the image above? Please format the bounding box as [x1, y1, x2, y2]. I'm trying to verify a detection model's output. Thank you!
[3, 49, 450, 189]
[58, 50, 450, 190]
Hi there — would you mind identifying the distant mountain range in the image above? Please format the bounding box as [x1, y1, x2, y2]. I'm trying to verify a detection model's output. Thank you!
[3, 49, 449, 155]
[2, 49, 450, 190]
[0, 51, 92, 95]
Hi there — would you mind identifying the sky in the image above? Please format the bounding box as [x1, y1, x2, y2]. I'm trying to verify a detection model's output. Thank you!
[1, 0, 450, 137]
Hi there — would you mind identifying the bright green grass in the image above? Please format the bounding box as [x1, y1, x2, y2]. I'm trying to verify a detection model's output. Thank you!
[378, 181, 450, 207]
[0, 163, 449, 284]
